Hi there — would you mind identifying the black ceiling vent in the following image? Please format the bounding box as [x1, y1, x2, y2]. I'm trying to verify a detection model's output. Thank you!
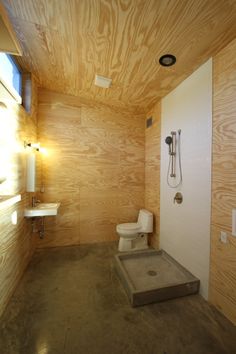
[146, 116, 153, 128]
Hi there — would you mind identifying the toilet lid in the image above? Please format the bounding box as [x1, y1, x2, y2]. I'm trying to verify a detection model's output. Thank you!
[117, 223, 141, 233]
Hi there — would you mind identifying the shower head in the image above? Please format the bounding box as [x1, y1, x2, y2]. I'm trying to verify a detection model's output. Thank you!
[165, 136, 172, 145]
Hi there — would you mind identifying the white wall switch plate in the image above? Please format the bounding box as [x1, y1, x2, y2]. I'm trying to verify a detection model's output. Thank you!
[232, 209, 236, 236]
[220, 231, 228, 244]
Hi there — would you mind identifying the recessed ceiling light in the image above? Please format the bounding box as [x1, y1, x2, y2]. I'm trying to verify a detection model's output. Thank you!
[159, 54, 176, 67]
[94, 75, 112, 88]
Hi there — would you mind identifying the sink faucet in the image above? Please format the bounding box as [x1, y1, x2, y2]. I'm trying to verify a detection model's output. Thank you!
[32, 196, 40, 207]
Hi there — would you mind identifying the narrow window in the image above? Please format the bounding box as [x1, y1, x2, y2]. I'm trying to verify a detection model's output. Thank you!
[0, 53, 22, 103]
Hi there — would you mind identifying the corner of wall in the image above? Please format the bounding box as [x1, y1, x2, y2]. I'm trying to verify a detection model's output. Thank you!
[145, 100, 161, 249]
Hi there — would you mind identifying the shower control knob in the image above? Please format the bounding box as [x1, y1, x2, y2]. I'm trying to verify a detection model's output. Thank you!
[174, 192, 183, 204]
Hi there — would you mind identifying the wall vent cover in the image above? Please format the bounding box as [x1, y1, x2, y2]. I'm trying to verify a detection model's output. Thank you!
[146, 116, 153, 128]
[94, 75, 112, 88]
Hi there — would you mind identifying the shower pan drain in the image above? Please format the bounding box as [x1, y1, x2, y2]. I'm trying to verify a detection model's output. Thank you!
[147, 270, 157, 276]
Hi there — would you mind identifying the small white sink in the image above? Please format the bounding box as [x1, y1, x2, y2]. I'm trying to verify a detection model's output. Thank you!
[24, 202, 61, 217]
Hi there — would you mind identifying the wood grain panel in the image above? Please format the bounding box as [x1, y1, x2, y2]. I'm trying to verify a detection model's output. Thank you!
[76, 127, 121, 165]
[78, 164, 119, 190]
[3, 0, 236, 110]
[0, 2, 22, 55]
[81, 106, 144, 130]
[145, 102, 161, 249]
[42, 158, 80, 193]
[80, 188, 118, 244]
[118, 165, 144, 188]
[0, 76, 38, 317]
[120, 145, 144, 166]
[37, 90, 145, 248]
[210, 38, 236, 325]
[40, 192, 80, 248]
[118, 186, 144, 224]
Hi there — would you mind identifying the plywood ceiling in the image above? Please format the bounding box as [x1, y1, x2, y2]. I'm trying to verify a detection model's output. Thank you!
[3, 0, 236, 111]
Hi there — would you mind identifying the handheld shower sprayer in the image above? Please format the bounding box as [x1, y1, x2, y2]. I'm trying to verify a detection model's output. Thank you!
[166, 129, 182, 188]
[165, 136, 172, 155]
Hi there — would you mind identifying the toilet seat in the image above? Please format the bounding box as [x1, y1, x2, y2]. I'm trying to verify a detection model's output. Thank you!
[116, 222, 141, 236]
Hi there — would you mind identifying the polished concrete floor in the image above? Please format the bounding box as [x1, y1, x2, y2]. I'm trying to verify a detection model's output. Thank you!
[1, 242, 236, 354]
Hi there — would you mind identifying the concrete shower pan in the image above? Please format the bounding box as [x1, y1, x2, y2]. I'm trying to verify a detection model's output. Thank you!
[114, 249, 200, 306]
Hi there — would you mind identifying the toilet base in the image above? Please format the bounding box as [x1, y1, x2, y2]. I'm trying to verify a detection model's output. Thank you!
[118, 234, 148, 252]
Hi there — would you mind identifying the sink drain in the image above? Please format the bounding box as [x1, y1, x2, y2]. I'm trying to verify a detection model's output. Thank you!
[147, 270, 157, 276]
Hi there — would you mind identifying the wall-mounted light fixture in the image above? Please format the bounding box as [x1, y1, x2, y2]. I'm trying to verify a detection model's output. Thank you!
[24, 141, 40, 151]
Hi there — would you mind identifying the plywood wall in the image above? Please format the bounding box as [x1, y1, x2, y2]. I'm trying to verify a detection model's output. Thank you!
[145, 102, 161, 249]
[0, 77, 38, 317]
[210, 38, 236, 325]
[37, 90, 145, 248]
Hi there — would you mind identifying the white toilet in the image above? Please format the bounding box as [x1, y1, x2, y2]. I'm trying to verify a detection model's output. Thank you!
[116, 209, 153, 252]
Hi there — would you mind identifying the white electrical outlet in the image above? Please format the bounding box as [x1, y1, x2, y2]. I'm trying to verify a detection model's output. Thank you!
[232, 209, 236, 236]
[220, 231, 228, 244]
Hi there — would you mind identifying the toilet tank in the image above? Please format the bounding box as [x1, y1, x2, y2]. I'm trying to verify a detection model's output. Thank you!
[137, 209, 153, 233]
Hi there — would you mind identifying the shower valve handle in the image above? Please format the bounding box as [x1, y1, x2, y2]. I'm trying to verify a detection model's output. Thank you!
[174, 192, 183, 204]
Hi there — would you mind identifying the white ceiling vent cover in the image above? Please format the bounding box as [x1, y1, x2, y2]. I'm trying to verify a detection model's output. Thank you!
[94, 75, 112, 88]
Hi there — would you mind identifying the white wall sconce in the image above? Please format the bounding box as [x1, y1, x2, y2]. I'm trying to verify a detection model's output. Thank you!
[24, 141, 40, 192]
[25, 150, 36, 192]
[24, 141, 47, 154]
[24, 141, 41, 151]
